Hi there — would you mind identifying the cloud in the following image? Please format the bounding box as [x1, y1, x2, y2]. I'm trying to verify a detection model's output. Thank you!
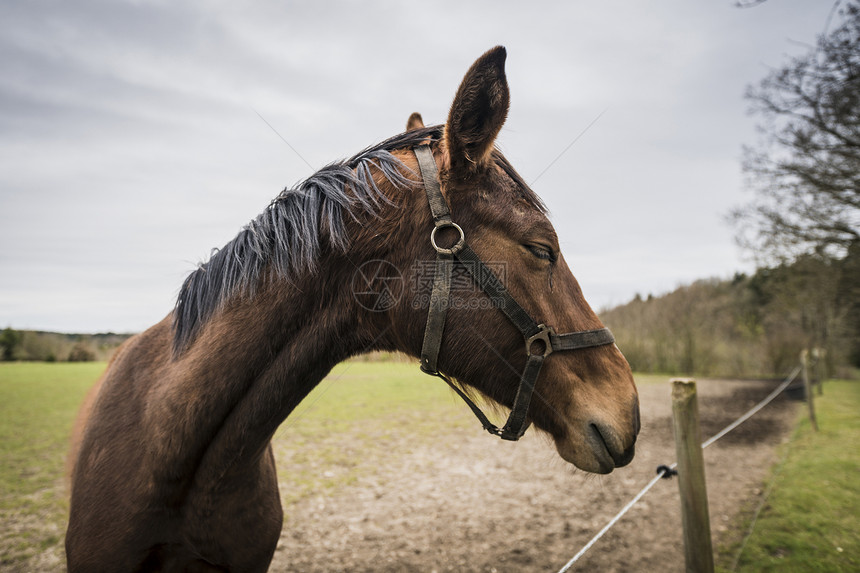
[0, 0, 835, 332]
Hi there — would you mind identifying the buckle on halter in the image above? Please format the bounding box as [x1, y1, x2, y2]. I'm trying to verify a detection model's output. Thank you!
[430, 222, 465, 255]
[526, 324, 555, 358]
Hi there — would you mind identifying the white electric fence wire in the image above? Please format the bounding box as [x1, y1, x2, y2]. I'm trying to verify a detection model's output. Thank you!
[556, 468, 672, 573]
[701, 366, 801, 450]
[556, 366, 802, 572]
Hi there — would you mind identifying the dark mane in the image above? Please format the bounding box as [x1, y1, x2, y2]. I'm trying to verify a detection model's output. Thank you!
[493, 151, 547, 214]
[172, 125, 545, 354]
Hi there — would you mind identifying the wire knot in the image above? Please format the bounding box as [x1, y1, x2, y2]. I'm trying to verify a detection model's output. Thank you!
[656, 465, 678, 479]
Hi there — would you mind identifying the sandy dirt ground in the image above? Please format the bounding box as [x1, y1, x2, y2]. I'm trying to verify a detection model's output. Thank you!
[270, 378, 797, 572]
[8, 377, 796, 572]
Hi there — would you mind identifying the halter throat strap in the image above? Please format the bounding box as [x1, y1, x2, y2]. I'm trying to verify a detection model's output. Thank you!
[412, 144, 615, 441]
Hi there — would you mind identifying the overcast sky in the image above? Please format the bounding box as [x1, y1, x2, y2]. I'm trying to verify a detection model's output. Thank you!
[0, 0, 836, 333]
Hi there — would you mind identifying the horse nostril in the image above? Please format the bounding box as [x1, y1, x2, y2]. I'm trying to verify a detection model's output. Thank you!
[590, 422, 637, 468]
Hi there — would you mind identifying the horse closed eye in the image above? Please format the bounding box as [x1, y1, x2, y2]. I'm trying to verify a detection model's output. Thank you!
[526, 245, 555, 262]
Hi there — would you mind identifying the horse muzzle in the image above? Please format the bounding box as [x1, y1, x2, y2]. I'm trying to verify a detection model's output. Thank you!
[554, 394, 640, 474]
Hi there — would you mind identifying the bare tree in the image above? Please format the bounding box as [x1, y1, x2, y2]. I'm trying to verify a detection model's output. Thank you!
[733, 1, 860, 263]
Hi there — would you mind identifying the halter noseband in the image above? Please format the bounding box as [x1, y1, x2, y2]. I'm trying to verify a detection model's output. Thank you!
[413, 144, 616, 441]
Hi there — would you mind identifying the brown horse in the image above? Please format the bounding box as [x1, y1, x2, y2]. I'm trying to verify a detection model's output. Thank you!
[66, 46, 638, 572]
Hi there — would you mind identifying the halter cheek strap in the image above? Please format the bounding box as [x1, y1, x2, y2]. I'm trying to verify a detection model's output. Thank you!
[413, 144, 616, 441]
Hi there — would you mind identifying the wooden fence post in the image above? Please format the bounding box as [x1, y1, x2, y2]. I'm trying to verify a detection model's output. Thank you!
[801, 350, 819, 431]
[671, 378, 715, 573]
[813, 347, 825, 396]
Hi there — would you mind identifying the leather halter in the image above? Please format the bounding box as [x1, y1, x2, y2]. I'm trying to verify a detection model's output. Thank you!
[413, 144, 616, 441]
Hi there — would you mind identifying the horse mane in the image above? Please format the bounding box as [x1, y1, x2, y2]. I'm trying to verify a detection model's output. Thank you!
[172, 125, 545, 354]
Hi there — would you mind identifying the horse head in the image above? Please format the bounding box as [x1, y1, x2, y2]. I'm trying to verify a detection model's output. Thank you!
[379, 47, 639, 474]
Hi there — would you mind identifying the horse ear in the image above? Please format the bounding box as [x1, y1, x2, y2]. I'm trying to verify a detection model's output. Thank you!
[445, 46, 509, 170]
[406, 112, 425, 131]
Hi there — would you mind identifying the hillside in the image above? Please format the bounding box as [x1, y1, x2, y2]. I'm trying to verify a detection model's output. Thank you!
[0, 329, 132, 362]
[601, 253, 859, 378]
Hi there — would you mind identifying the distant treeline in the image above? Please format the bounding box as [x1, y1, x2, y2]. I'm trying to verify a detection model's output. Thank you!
[2, 248, 858, 378]
[0, 329, 133, 363]
[602, 250, 860, 379]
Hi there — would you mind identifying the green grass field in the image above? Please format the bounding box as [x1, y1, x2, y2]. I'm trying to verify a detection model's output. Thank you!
[717, 379, 860, 572]
[0, 360, 471, 568]
[268, 361, 477, 505]
[0, 362, 103, 567]
[1, 362, 857, 571]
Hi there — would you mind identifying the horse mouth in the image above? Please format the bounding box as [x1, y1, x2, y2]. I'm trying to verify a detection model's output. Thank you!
[553, 422, 637, 474]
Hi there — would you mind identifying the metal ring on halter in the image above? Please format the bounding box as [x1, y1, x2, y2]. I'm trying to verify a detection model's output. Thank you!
[430, 222, 465, 255]
[526, 324, 556, 358]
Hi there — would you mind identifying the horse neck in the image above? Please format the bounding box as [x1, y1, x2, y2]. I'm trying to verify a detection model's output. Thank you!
[155, 162, 428, 486]
[158, 260, 385, 486]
